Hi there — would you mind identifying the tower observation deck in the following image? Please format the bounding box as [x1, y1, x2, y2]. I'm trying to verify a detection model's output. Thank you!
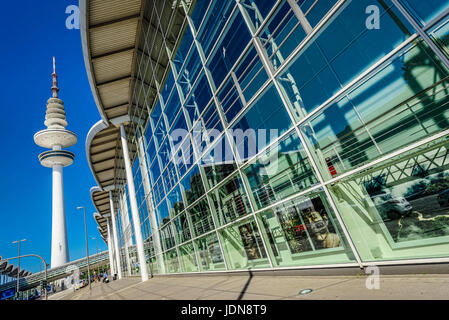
[34, 58, 77, 268]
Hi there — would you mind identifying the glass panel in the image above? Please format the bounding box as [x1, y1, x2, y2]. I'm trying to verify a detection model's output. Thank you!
[190, 0, 210, 31]
[210, 173, 252, 226]
[133, 156, 141, 181]
[301, 40, 449, 180]
[240, 0, 278, 31]
[173, 212, 192, 244]
[178, 46, 203, 97]
[202, 135, 237, 189]
[150, 100, 162, 130]
[236, 46, 269, 103]
[260, 0, 307, 70]
[257, 188, 355, 267]
[195, 233, 226, 271]
[197, 1, 235, 57]
[153, 178, 165, 209]
[429, 18, 449, 58]
[327, 138, 449, 262]
[219, 217, 270, 269]
[179, 243, 198, 272]
[157, 199, 170, 226]
[217, 46, 269, 124]
[185, 73, 213, 125]
[181, 165, 205, 207]
[138, 192, 148, 221]
[277, 0, 413, 122]
[400, 0, 449, 25]
[188, 197, 215, 237]
[144, 121, 153, 148]
[167, 185, 185, 218]
[243, 131, 319, 209]
[148, 255, 161, 275]
[146, 136, 157, 170]
[162, 161, 177, 193]
[160, 224, 176, 251]
[207, 10, 252, 89]
[218, 77, 245, 124]
[173, 23, 193, 70]
[174, 134, 195, 178]
[231, 85, 293, 161]
[164, 249, 180, 273]
[164, 90, 182, 127]
[158, 138, 172, 169]
[192, 102, 224, 155]
[169, 110, 188, 142]
[154, 115, 168, 148]
[161, 71, 175, 106]
[296, 0, 338, 28]
[150, 159, 161, 186]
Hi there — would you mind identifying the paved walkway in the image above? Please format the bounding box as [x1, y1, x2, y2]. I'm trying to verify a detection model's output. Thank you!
[48, 273, 449, 300]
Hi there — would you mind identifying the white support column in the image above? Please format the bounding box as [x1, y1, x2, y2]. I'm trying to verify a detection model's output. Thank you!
[51, 163, 70, 268]
[120, 124, 149, 282]
[136, 129, 165, 274]
[109, 191, 122, 279]
[120, 190, 133, 276]
[106, 217, 116, 276]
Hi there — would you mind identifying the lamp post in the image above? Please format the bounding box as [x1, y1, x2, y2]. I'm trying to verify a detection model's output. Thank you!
[92, 237, 99, 274]
[92, 237, 98, 255]
[12, 239, 26, 299]
[76, 206, 91, 290]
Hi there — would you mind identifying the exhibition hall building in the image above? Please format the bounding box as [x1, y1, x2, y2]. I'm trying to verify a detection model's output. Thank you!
[81, 0, 449, 280]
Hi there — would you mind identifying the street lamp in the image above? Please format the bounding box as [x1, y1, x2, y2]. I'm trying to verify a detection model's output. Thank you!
[92, 237, 98, 255]
[76, 206, 91, 290]
[92, 237, 99, 274]
[12, 239, 26, 299]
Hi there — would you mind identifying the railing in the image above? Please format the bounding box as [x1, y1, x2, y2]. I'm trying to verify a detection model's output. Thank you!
[0, 251, 110, 294]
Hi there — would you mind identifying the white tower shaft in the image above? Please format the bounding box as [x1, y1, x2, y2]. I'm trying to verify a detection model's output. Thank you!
[51, 164, 70, 268]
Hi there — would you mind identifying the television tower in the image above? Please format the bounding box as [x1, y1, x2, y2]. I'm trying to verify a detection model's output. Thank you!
[34, 58, 77, 268]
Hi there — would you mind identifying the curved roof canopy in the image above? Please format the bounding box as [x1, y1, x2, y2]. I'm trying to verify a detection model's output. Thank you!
[90, 186, 115, 242]
[3, 264, 13, 275]
[81, 0, 143, 122]
[94, 212, 108, 243]
[0, 260, 7, 271]
[81, 0, 143, 192]
[9, 266, 18, 277]
[90, 186, 112, 217]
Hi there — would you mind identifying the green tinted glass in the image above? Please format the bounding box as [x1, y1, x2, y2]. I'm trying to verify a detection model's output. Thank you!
[219, 217, 270, 270]
[327, 137, 449, 262]
[179, 243, 199, 272]
[243, 130, 319, 210]
[195, 233, 226, 271]
[256, 188, 356, 267]
[164, 249, 180, 273]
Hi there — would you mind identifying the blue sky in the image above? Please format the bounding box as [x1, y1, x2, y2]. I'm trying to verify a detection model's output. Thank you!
[0, 1, 107, 273]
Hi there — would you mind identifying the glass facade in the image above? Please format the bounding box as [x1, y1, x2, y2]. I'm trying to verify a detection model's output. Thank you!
[112, 0, 449, 276]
